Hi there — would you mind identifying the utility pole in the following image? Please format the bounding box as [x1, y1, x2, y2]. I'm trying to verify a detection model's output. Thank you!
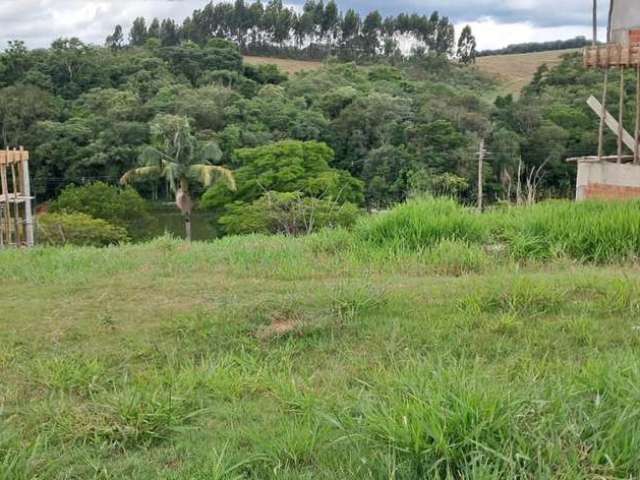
[477, 139, 485, 212]
[593, 0, 598, 46]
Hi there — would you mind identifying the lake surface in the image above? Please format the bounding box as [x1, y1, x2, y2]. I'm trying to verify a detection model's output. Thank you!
[134, 203, 220, 241]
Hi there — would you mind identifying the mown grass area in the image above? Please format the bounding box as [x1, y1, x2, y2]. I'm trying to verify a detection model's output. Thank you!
[2, 199, 640, 479]
[475, 49, 577, 96]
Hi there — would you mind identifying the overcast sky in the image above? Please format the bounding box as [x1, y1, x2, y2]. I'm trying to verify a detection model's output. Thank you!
[0, 0, 611, 51]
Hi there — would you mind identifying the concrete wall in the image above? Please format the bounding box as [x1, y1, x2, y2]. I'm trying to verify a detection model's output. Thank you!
[576, 160, 640, 200]
[610, 0, 640, 44]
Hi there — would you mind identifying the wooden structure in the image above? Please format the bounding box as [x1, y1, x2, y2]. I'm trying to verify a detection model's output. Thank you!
[0, 147, 34, 248]
[573, 1, 640, 200]
[584, 44, 640, 68]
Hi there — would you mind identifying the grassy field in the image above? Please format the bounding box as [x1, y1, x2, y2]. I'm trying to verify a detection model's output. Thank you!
[243, 56, 324, 75]
[244, 49, 577, 97]
[475, 49, 578, 96]
[2, 199, 640, 479]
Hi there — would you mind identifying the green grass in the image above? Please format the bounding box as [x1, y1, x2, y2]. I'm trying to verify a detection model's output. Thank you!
[355, 197, 640, 263]
[2, 199, 640, 478]
[489, 200, 640, 263]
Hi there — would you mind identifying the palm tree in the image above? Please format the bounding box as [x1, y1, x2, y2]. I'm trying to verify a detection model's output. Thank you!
[122, 114, 235, 241]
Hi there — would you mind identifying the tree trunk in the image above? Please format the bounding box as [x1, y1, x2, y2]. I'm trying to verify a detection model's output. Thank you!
[175, 177, 194, 242]
[184, 210, 192, 242]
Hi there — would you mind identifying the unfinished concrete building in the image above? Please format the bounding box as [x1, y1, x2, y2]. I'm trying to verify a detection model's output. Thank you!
[609, 0, 640, 45]
[575, 0, 640, 200]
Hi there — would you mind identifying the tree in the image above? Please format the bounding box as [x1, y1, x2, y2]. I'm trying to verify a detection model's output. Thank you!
[322, 0, 339, 44]
[0, 85, 57, 146]
[457, 25, 477, 65]
[121, 115, 236, 241]
[129, 17, 148, 46]
[106, 25, 124, 51]
[361, 145, 412, 208]
[341, 9, 360, 42]
[148, 18, 161, 38]
[362, 11, 382, 56]
[201, 140, 364, 220]
[49, 182, 152, 239]
[435, 16, 455, 55]
[160, 19, 180, 46]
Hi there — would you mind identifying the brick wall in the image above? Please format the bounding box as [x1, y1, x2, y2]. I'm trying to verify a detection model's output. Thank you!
[584, 183, 640, 200]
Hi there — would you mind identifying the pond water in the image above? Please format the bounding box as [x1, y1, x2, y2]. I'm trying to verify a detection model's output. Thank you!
[133, 203, 220, 241]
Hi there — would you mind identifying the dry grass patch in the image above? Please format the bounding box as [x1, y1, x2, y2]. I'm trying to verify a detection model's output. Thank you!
[243, 55, 323, 75]
[476, 49, 577, 95]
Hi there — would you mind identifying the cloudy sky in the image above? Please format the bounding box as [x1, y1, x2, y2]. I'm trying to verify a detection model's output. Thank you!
[0, 0, 610, 51]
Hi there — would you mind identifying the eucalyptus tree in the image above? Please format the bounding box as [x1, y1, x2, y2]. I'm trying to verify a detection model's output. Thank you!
[457, 25, 477, 64]
[129, 18, 148, 46]
[121, 115, 235, 241]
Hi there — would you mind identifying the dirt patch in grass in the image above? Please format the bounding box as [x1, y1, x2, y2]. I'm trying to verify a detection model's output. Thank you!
[256, 319, 302, 340]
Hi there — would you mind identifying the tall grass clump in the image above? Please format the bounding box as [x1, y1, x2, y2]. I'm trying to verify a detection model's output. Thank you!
[493, 200, 640, 263]
[356, 198, 487, 251]
[359, 365, 531, 479]
[0, 432, 43, 480]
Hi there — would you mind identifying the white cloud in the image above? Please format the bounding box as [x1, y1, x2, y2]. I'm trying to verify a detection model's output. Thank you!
[0, 0, 204, 47]
[0, 0, 609, 50]
[458, 18, 607, 51]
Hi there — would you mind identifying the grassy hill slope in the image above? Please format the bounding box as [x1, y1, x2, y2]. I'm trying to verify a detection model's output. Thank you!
[244, 49, 578, 97]
[476, 49, 578, 95]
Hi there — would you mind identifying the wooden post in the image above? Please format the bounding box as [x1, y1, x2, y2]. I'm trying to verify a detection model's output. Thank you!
[618, 66, 625, 164]
[0, 150, 11, 245]
[477, 139, 485, 211]
[636, 65, 640, 165]
[598, 68, 609, 160]
[0, 162, 4, 248]
[20, 147, 34, 247]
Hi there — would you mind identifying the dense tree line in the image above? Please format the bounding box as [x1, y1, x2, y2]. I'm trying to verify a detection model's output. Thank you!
[0, 35, 492, 228]
[478, 36, 591, 57]
[486, 52, 620, 201]
[108, 0, 464, 61]
[1, 23, 604, 239]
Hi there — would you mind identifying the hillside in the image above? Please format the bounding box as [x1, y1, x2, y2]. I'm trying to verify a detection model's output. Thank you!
[244, 49, 578, 96]
[476, 49, 579, 95]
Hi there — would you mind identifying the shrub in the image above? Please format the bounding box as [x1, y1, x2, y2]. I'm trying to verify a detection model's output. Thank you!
[37, 213, 129, 247]
[49, 182, 152, 239]
[356, 197, 487, 251]
[219, 191, 360, 236]
[243, 63, 288, 85]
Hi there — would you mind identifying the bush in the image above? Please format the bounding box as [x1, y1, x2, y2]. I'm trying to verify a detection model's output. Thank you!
[219, 191, 360, 236]
[49, 182, 152, 239]
[37, 213, 129, 247]
[356, 197, 487, 251]
[243, 63, 288, 85]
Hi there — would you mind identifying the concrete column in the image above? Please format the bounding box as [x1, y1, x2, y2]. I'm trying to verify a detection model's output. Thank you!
[21, 157, 34, 247]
